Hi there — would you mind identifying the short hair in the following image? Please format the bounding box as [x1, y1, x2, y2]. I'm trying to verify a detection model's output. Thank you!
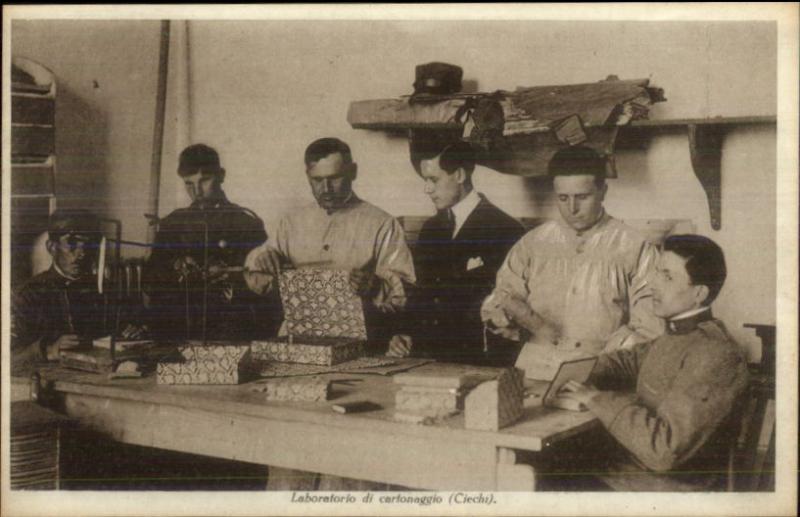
[178, 144, 222, 177]
[409, 133, 475, 177]
[48, 208, 101, 242]
[304, 138, 353, 167]
[663, 234, 727, 305]
[548, 145, 607, 187]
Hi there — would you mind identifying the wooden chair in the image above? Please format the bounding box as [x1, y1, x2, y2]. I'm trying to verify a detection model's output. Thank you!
[727, 324, 776, 491]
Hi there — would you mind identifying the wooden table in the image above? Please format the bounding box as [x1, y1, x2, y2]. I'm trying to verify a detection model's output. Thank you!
[37, 364, 598, 491]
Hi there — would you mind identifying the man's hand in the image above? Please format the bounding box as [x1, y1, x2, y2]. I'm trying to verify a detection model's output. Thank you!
[173, 256, 201, 282]
[120, 324, 148, 340]
[558, 380, 600, 407]
[497, 294, 560, 345]
[387, 334, 413, 358]
[46, 334, 82, 361]
[244, 246, 282, 295]
[480, 293, 518, 339]
[348, 268, 377, 298]
[206, 262, 231, 285]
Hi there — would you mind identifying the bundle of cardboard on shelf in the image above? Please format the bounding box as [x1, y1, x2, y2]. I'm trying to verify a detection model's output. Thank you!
[347, 63, 666, 177]
[251, 268, 368, 366]
[393, 364, 525, 430]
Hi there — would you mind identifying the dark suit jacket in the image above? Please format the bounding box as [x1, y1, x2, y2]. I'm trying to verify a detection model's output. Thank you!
[406, 194, 525, 366]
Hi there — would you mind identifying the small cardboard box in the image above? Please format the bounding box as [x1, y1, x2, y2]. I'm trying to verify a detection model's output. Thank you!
[464, 367, 525, 431]
[279, 268, 367, 340]
[250, 377, 330, 402]
[251, 337, 364, 366]
[157, 345, 255, 385]
[395, 387, 464, 417]
[393, 364, 504, 389]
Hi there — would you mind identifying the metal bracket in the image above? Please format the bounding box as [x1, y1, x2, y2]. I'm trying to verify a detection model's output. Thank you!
[688, 124, 725, 230]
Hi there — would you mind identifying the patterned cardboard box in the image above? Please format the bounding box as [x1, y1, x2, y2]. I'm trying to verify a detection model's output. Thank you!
[464, 367, 525, 431]
[157, 345, 255, 385]
[250, 377, 330, 402]
[279, 268, 367, 340]
[251, 337, 364, 366]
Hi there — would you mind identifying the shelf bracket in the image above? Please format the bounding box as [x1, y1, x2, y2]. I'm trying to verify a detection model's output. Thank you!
[688, 123, 725, 230]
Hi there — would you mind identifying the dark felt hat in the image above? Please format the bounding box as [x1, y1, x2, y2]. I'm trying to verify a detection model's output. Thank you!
[178, 144, 222, 176]
[413, 62, 463, 95]
[48, 209, 101, 241]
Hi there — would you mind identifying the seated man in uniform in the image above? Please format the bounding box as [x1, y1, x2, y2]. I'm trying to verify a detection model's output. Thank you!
[11, 209, 141, 374]
[245, 137, 415, 346]
[388, 139, 525, 365]
[481, 145, 664, 374]
[144, 144, 278, 340]
[559, 234, 749, 491]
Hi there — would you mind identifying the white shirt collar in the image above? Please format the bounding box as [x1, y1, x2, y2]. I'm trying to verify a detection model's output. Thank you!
[670, 306, 710, 322]
[451, 189, 481, 238]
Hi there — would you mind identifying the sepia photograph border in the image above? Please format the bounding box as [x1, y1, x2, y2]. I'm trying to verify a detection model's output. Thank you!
[1, 3, 797, 516]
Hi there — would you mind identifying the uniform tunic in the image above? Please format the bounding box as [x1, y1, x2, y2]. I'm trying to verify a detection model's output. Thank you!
[144, 195, 275, 340]
[11, 267, 104, 375]
[491, 212, 664, 352]
[586, 310, 749, 490]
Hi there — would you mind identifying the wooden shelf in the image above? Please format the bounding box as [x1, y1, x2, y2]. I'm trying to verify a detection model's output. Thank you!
[350, 90, 776, 230]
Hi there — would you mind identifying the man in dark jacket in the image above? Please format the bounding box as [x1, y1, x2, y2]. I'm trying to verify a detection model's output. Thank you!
[389, 140, 525, 366]
[11, 209, 107, 374]
[144, 144, 279, 341]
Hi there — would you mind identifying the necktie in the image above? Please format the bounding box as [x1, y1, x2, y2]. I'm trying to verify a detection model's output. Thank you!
[442, 209, 455, 241]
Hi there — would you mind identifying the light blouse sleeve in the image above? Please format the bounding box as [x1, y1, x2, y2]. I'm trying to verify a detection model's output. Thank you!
[372, 217, 416, 313]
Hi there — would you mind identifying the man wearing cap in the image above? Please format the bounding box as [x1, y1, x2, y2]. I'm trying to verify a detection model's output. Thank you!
[388, 138, 525, 365]
[558, 235, 748, 491]
[144, 144, 276, 340]
[481, 146, 664, 372]
[244, 137, 415, 344]
[11, 209, 107, 374]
